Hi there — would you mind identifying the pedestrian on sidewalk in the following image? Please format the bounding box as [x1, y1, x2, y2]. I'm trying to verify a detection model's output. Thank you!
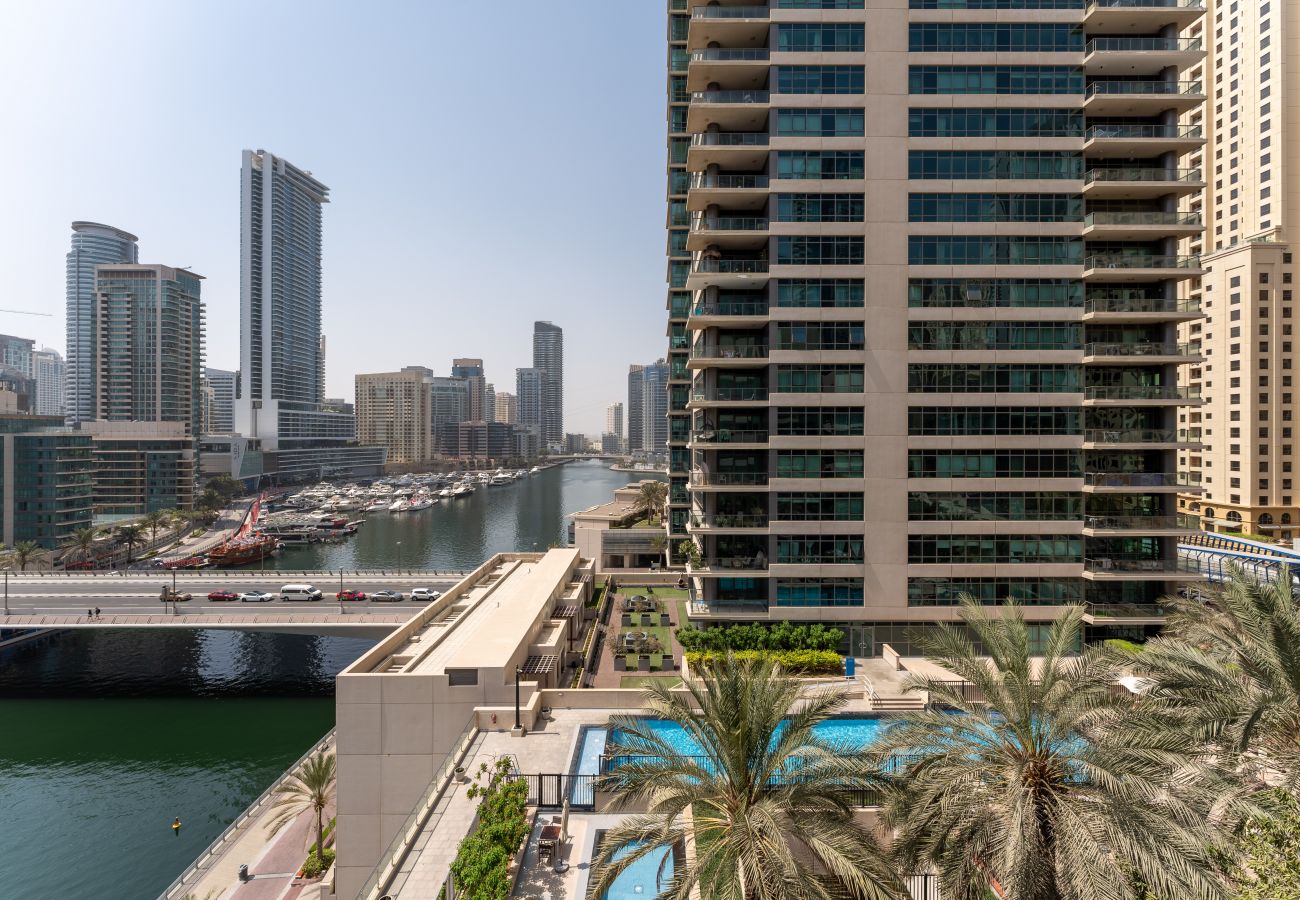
[94, 606, 101, 618]
[87, 608, 93, 618]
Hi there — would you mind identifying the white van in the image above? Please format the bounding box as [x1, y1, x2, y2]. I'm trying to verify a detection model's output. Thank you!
[280, 583, 323, 602]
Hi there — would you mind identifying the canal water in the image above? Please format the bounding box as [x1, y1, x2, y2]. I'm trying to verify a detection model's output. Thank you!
[0, 461, 647, 899]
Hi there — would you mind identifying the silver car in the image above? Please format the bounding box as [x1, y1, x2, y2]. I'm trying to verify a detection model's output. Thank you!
[240, 591, 274, 603]
[371, 590, 404, 602]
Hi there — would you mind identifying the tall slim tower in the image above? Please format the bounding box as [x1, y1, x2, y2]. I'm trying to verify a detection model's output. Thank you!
[33, 349, 65, 417]
[606, 402, 624, 440]
[641, 360, 669, 454]
[532, 321, 564, 444]
[672, 1, 1206, 635]
[516, 367, 544, 436]
[450, 358, 488, 421]
[65, 221, 138, 425]
[627, 364, 645, 452]
[234, 150, 343, 450]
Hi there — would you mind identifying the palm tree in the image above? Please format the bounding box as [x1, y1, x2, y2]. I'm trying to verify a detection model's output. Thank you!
[9, 541, 46, 571]
[141, 510, 167, 548]
[592, 654, 902, 900]
[267, 751, 336, 862]
[870, 599, 1236, 900]
[633, 480, 668, 526]
[63, 527, 98, 564]
[1119, 565, 1300, 794]
[115, 524, 144, 564]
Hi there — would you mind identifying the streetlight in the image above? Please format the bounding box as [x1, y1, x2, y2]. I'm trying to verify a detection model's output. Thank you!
[513, 665, 526, 736]
[3, 569, 8, 616]
[396, 541, 402, 575]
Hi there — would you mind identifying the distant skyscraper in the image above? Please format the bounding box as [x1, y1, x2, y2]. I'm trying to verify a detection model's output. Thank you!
[606, 402, 624, 440]
[203, 368, 237, 434]
[94, 265, 205, 436]
[234, 150, 349, 450]
[495, 391, 518, 425]
[33, 349, 65, 417]
[451, 358, 488, 421]
[640, 360, 669, 453]
[532, 321, 563, 444]
[627, 365, 645, 452]
[516, 367, 543, 436]
[356, 369, 435, 464]
[0, 335, 35, 378]
[65, 221, 138, 425]
[484, 383, 497, 424]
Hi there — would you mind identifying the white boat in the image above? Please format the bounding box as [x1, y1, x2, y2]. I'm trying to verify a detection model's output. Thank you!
[450, 484, 472, 498]
[529, 466, 541, 475]
[388, 499, 409, 512]
[408, 496, 434, 511]
[488, 474, 512, 486]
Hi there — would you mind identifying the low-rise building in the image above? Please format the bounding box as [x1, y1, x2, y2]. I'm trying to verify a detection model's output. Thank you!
[571, 480, 668, 573]
[0, 414, 94, 548]
[80, 420, 195, 517]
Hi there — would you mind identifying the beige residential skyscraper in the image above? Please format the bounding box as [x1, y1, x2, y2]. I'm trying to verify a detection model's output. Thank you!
[670, 0, 1206, 645]
[1177, 0, 1300, 540]
[495, 391, 518, 425]
[355, 369, 434, 464]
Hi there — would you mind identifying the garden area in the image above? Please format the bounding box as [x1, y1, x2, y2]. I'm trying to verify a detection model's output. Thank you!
[675, 622, 845, 676]
[591, 584, 691, 688]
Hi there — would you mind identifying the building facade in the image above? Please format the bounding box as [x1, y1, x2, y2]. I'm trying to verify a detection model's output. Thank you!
[532, 321, 564, 444]
[0, 334, 34, 378]
[81, 421, 196, 517]
[356, 369, 435, 464]
[516, 366, 544, 438]
[606, 401, 624, 440]
[1177, 0, 1300, 539]
[495, 391, 518, 425]
[65, 221, 138, 425]
[0, 415, 94, 549]
[202, 367, 237, 435]
[450, 358, 489, 423]
[33, 349, 65, 417]
[671, 0, 1206, 639]
[640, 359, 669, 455]
[94, 265, 205, 436]
[627, 364, 645, 452]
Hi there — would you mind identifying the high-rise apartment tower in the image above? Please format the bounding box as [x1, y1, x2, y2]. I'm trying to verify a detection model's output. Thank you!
[65, 221, 138, 425]
[532, 321, 564, 444]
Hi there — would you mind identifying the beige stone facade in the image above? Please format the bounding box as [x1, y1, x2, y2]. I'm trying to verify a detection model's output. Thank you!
[669, 0, 1207, 640]
[355, 369, 434, 465]
[1178, 0, 1300, 540]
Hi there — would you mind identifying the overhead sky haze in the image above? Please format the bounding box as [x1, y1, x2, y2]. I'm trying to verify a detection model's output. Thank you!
[0, 1, 666, 433]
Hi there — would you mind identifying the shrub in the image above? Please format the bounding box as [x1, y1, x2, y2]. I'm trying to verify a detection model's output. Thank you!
[448, 757, 530, 900]
[685, 649, 843, 676]
[300, 846, 335, 878]
[676, 622, 843, 654]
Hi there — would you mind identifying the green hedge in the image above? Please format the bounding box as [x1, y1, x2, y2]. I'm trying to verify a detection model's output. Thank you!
[676, 621, 843, 653]
[448, 758, 530, 900]
[301, 847, 335, 878]
[685, 649, 843, 676]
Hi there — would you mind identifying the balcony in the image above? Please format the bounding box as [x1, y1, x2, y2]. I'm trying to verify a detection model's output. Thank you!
[1084, 0, 1206, 31]
[687, 256, 770, 290]
[1084, 37, 1203, 75]
[688, 89, 771, 132]
[688, 344, 768, 369]
[688, 299, 769, 328]
[689, 428, 769, 447]
[687, 213, 769, 251]
[1082, 555, 1201, 581]
[1082, 211, 1202, 241]
[1082, 167, 1204, 199]
[1083, 294, 1201, 322]
[1083, 385, 1201, 405]
[690, 471, 771, 490]
[1084, 80, 1204, 115]
[1082, 341, 1201, 364]
[689, 513, 770, 531]
[1082, 253, 1203, 282]
[1082, 514, 1200, 536]
[687, 172, 769, 211]
[1083, 123, 1205, 158]
[688, 2, 770, 50]
[1082, 471, 1202, 492]
[687, 132, 768, 171]
[690, 556, 770, 574]
[687, 48, 769, 92]
[688, 387, 769, 407]
[1082, 428, 1201, 448]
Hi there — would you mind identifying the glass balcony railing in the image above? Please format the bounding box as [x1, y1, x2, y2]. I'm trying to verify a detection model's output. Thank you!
[690, 471, 771, 486]
[1084, 294, 1201, 315]
[1085, 124, 1203, 140]
[1083, 254, 1201, 270]
[1083, 341, 1199, 357]
[1087, 0, 1205, 9]
[1083, 471, 1202, 488]
[691, 5, 770, 19]
[1083, 211, 1201, 228]
[1084, 385, 1201, 401]
[691, 258, 770, 276]
[1084, 556, 1196, 574]
[690, 344, 770, 360]
[690, 49, 770, 62]
[1083, 515, 1199, 529]
[691, 387, 769, 402]
[691, 513, 769, 529]
[696, 556, 770, 572]
[1086, 37, 1203, 53]
[691, 300, 769, 317]
[691, 429, 769, 443]
[1082, 428, 1201, 443]
[690, 214, 770, 232]
[690, 173, 770, 190]
[691, 90, 771, 104]
[1085, 80, 1203, 97]
[690, 132, 769, 147]
[1083, 167, 1203, 184]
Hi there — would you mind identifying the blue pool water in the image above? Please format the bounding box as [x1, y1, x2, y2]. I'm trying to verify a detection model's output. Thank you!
[600, 839, 675, 900]
[571, 726, 608, 804]
[611, 716, 888, 758]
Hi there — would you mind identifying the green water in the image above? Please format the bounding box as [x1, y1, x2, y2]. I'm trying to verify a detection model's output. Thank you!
[0, 695, 335, 899]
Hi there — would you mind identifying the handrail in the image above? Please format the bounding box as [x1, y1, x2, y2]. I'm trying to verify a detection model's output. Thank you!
[1086, 37, 1202, 52]
[690, 132, 768, 147]
[1085, 385, 1201, 401]
[691, 5, 770, 18]
[1085, 123, 1203, 140]
[1083, 167, 1203, 184]
[1085, 80, 1203, 96]
[690, 48, 770, 61]
[691, 90, 771, 104]
[158, 728, 338, 900]
[1084, 211, 1201, 227]
[1083, 341, 1198, 356]
[1083, 254, 1201, 269]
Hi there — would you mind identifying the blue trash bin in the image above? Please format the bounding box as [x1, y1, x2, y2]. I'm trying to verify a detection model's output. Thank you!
[844, 656, 855, 678]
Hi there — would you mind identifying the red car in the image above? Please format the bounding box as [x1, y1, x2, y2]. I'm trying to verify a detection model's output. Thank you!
[337, 589, 367, 602]
[208, 590, 238, 602]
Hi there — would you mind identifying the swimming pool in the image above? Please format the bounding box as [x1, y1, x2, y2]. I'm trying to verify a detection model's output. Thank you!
[597, 837, 676, 900]
[608, 716, 890, 760]
[570, 726, 608, 804]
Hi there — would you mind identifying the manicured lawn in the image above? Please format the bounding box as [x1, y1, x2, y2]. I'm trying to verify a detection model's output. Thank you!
[620, 676, 684, 689]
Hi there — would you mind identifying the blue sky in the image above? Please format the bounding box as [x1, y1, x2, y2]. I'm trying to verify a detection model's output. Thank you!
[0, 1, 667, 433]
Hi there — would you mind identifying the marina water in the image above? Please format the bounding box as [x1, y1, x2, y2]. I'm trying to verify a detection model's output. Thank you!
[0, 461, 648, 899]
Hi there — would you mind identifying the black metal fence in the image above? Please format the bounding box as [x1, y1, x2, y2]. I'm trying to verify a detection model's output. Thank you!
[520, 773, 597, 809]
